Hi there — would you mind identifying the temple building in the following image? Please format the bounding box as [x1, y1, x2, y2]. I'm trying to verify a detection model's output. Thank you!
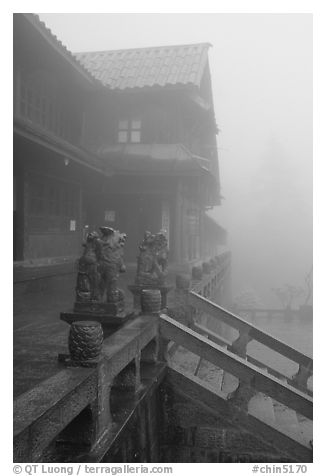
[13, 14, 312, 465]
[13, 13, 226, 287]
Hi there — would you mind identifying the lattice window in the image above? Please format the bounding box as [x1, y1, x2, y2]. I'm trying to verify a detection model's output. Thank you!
[118, 119, 141, 143]
[28, 175, 80, 232]
[18, 70, 71, 141]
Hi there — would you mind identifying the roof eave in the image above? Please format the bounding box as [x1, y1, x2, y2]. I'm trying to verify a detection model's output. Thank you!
[22, 14, 98, 87]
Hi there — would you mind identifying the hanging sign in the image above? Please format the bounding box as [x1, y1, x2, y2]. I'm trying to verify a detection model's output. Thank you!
[104, 210, 116, 222]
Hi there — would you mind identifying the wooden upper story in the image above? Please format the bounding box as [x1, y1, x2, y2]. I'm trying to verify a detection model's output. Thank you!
[13, 14, 98, 146]
[78, 44, 220, 194]
[13, 15, 221, 206]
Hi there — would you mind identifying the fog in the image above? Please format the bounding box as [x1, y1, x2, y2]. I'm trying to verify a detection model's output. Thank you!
[39, 13, 312, 307]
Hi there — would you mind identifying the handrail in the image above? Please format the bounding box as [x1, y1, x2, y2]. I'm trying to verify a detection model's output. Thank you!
[188, 291, 312, 395]
[189, 292, 312, 367]
[166, 367, 312, 462]
[14, 316, 157, 462]
[171, 252, 312, 396]
[191, 252, 231, 295]
[160, 314, 313, 420]
[192, 321, 313, 397]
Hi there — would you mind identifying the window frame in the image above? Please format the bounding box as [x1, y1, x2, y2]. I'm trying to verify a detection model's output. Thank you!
[117, 118, 142, 144]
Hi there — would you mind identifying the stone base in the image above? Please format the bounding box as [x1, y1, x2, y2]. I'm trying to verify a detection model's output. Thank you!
[128, 284, 173, 310]
[58, 353, 100, 368]
[60, 310, 135, 337]
[73, 300, 124, 316]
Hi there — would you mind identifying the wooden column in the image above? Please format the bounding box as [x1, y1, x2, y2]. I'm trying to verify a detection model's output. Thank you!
[174, 179, 183, 264]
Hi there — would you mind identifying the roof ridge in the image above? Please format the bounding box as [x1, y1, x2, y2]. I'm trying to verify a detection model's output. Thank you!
[74, 42, 212, 56]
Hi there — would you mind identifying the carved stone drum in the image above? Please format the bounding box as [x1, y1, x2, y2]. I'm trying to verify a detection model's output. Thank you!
[140, 289, 162, 314]
[68, 321, 103, 362]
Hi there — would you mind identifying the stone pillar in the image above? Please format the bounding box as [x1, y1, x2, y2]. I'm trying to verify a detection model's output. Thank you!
[113, 351, 142, 394]
[93, 361, 113, 441]
[173, 274, 192, 327]
[191, 265, 203, 283]
[221, 263, 232, 309]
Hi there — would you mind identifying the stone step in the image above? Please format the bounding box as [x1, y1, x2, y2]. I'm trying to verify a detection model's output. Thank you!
[196, 360, 224, 390]
[273, 401, 299, 431]
[169, 346, 201, 374]
[170, 341, 312, 452]
[272, 401, 312, 447]
[248, 393, 275, 425]
[167, 367, 312, 462]
[296, 415, 313, 447]
[220, 371, 238, 394]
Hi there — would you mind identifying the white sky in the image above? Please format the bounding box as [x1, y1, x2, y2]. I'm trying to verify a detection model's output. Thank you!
[38, 13, 312, 303]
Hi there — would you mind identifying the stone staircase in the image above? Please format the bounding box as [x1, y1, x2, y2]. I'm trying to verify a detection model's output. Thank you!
[162, 277, 313, 462]
[169, 345, 312, 455]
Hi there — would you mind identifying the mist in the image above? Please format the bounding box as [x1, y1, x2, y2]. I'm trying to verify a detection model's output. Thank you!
[39, 13, 312, 307]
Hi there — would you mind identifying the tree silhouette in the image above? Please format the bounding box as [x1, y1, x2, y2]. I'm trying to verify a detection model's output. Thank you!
[271, 284, 304, 309]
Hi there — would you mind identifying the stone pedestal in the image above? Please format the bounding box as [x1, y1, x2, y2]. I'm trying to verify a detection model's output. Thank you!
[60, 297, 134, 339]
[128, 284, 173, 311]
[60, 309, 134, 338]
[74, 300, 124, 315]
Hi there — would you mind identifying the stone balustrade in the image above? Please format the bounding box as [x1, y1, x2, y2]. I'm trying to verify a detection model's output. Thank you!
[13, 250, 313, 463]
[14, 315, 161, 462]
[187, 293, 313, 396]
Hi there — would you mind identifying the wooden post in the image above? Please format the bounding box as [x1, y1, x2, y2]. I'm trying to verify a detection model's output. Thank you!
[174, 180, 183, 264]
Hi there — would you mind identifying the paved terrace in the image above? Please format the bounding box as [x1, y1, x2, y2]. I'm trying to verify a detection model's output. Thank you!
[13, 263, 312, 399]
[13, 254, 313, 463]
[14, 263, 166, 397]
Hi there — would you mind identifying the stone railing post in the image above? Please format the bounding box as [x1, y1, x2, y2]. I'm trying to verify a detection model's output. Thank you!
[191, 265, 203, 293]
[58, 321, 115, 445]
[59, 320, 104, 367]
[202, 261, 211, 275]
[174, 274, 192, 327]
[113, 350, 142, 394]
[93, 361, 113, 440]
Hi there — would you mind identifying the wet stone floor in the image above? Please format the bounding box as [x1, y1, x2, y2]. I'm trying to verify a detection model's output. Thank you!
[13, 271, 312, 398]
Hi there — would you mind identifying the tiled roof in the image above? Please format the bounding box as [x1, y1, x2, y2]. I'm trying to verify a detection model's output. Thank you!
[75, 43, 211, 90]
